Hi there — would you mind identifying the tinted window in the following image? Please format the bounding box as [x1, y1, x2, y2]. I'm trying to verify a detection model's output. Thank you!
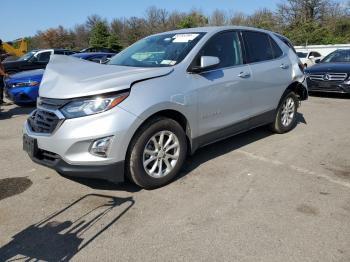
[321, 50, 350, 63]
[275, 34, 297, 54]
[195, 31, 243, 69]
[243, 31, 275, 63]
[37, 52, 51, 62]
[54, 50, 64, 55]
[310, 52, 321, 58]
[269, 37, 283, 58]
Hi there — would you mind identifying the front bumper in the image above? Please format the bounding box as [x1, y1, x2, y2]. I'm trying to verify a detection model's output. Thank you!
[28, 147, 125, 183]
[306, 78, 350, 93]
[23, 105, 143, 183]
[4, 85, 39, 104]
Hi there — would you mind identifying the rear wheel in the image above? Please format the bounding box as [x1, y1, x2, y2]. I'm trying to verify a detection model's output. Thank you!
[126, 117, 187, 189]
[270, 91, 298, 134]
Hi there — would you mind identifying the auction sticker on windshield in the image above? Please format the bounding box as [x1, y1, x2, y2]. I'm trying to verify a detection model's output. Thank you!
[173, 34, 199, 43]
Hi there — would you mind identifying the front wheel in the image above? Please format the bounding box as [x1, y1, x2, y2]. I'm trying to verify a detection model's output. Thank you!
[270, 92, 298, 134]
[126, 117, 187, 189]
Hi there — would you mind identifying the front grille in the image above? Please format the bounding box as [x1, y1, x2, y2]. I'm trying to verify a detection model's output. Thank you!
[38, 97, 69, 110]
[308, 73, 348, 82]
[28, 109, 61, 134]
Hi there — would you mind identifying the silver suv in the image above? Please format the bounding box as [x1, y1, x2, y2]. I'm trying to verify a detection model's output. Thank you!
[23, 27, 308, 189]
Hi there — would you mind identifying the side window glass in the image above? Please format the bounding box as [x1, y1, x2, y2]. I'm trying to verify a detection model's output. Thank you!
[243, 31, 274, 63]
[37, 52, 51, 62]
[269, 37, 283, 58]
[314, 52, 321, 57]
[197, 31, 243, 70]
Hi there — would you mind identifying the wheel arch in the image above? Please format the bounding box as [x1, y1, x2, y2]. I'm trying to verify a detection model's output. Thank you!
[127, 109, 194, 157]
[284, 81, 308, 101]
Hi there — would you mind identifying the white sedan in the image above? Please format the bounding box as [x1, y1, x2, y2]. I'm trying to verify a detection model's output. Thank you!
[297, 51, 323, 68]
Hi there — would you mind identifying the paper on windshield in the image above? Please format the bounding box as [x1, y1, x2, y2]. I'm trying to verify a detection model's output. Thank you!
[172, 34, 199, 43]
[160, 60, 176, 65]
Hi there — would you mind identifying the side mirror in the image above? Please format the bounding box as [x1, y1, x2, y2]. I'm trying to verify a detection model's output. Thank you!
[308, 55, 315, 60]
[315, 59, 321, 64]
[190, 56, 220, 73]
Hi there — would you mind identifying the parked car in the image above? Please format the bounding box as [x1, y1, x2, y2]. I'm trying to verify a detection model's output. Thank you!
[3, 49, 75, 74]
[305, 49, 350, 93]
[80, 47, 117, 53]
[4, 52, 114, 104]
[4, 69, 43, 104]
[71, 52, 116, 64]
[297, 51, 323, 68]
[23, 27, 307, 189]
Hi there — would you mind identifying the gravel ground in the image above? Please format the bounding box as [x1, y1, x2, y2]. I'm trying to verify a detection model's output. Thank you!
[0, 94, 349, 262]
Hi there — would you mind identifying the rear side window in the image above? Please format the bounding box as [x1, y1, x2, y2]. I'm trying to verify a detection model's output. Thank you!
[276, 34, 297, 54]
[195, 31, 243, 70]
[269, 37, 283, 58]
[243, 31, 277, 63]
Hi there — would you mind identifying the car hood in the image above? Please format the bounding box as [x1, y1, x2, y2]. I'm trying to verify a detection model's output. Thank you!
[306, 62, 350, 73]
[40, 55, 174, 99]
[6, 69, 44, 84]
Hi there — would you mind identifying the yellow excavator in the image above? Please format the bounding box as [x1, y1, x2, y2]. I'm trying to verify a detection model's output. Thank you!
[2, 38, 28, 58]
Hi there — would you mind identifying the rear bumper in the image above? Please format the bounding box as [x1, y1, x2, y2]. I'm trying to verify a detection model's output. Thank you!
[28, 148, 125, 183]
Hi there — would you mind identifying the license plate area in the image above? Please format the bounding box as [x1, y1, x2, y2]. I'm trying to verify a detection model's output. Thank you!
[23, 134, 38, 158]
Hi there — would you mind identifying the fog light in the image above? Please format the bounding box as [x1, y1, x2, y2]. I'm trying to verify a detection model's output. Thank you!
[90, 136, 113, 157]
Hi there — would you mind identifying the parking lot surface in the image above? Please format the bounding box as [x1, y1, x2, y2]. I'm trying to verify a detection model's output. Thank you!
[0, 95, 349, 262]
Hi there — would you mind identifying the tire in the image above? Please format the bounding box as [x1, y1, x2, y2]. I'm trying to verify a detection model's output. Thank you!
[270, 91, 298, 134]
[126, 117, 187, 189]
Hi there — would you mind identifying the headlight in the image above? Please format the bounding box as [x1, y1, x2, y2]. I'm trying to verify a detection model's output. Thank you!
[12, 80, 39, 87]
[60, 92, 129, 119]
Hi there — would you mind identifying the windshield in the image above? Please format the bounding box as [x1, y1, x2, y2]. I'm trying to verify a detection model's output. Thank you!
[321, 50, 350, 63]
[108, 32, 205, 67]
[297, 52, 307, 58]
[17, 51, 36, 61]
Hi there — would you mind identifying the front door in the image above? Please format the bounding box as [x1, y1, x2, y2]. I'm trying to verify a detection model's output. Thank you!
[190, 31, 253, 142]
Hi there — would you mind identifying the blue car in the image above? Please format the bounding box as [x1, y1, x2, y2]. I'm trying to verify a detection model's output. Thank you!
[4, 52, 116, 104]
[4, 69, 43, 105]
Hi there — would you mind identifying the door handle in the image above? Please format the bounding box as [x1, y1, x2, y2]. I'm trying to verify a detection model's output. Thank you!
[238, 72, 250, 78]
[280, 64, 289, 69]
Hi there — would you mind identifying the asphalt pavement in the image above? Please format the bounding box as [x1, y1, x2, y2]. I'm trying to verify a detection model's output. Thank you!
[0, 94, 349, 262]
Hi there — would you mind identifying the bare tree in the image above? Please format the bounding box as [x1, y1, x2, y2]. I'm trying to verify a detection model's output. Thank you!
[228, 12, 248, 26]
[73, 24, 90, 50]
[248, 8, 278, 31]
[145, 6, 169, 33]
[86, 14, 105, 30]
[209, 9, 227, 26]
[276, 0, 330, 25]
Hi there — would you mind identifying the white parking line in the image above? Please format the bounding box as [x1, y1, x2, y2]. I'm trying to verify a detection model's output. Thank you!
[238, 150, 350, 189]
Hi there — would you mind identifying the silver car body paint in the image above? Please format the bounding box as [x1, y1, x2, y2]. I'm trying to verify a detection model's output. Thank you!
[23, 26, 307, 174]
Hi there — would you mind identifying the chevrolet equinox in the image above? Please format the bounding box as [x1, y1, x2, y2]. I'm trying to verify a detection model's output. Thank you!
[23, 27, 308, 189]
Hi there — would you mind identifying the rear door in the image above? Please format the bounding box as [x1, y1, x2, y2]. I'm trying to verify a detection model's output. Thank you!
[25, 51, 52, 70]
[242, 31, 291, 119]
[190, 31, 253, 141]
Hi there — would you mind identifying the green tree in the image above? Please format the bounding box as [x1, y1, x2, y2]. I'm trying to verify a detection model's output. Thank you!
[107, 34, 123, 52]
[89, 21, 110, 48]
